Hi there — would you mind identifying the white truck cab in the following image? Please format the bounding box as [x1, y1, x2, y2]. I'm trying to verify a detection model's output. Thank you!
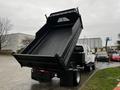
[76, 43, 96, 71]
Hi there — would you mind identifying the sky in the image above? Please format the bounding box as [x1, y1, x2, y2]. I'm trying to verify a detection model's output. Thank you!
[0, 0, 120, 46]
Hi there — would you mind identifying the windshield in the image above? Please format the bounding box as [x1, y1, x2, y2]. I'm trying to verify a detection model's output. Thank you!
[112, 53, 120, 56]
[96, 52, 108, 56]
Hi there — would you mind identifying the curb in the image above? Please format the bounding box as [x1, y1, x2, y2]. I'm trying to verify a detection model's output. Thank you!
[79, 69, 98, 90]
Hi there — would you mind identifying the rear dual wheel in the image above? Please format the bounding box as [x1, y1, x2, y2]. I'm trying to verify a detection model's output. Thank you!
[84, 64, 95, 72]
[92, 64, 95, 70]
[60, 69, 81, 86]
[38, 74, 52, 82]
[73, 70, 81, 86]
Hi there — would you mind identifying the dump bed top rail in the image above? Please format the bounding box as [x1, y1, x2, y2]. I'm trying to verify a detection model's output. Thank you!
[50, 8, 79, 17]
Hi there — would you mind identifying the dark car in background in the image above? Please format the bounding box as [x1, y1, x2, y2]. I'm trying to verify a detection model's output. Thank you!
[95, 52, 109, 62]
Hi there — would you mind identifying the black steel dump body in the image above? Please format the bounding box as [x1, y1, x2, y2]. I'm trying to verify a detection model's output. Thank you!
[13, 8, 83, 71]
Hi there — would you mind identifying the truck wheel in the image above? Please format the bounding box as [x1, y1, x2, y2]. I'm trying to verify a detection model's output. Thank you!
[60, 70, 73, 86]
[73, 70, 81, 86]
[60, 69, 81, 86]
[92, 64, 95, 70]
[37, 73, 53, 83]
[38, 75, 52, 82]
[31, 69, 53, 83]
[84, 66, 90, 72]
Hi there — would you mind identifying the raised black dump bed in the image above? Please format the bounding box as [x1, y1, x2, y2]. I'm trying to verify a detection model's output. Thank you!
[13, 8, 83, 71]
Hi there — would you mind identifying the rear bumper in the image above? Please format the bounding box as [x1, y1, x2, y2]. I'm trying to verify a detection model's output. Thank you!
[31, 69, 53, 81]
[111, 58, 120, 61]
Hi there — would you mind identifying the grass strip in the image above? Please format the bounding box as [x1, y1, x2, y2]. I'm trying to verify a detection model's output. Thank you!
[80, 67, 120, 90]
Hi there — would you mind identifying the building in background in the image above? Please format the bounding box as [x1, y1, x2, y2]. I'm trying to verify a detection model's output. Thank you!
[2, 33, 102, 52]
[2, 33, 34, 52]
[77, 38, 102, 50]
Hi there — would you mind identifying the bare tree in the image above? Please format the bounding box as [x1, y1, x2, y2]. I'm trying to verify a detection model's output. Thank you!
[0, 17, 12, 50]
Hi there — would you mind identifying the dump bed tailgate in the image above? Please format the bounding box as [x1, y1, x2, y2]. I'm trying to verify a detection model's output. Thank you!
[14, 54, 64, 71]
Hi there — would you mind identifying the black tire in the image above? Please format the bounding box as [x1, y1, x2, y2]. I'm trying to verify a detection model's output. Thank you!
[84, 66, 90, 72]
[73, 70, 81, 86]
[32, 70, 53, 82]
[60, 69, 81, 86]
[60, 70, 73, 86]
[92, 64, 95, 70]
[38, 75, 52, 82]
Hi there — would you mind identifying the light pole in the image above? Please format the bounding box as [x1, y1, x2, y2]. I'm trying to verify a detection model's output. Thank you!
[105, 37, 110, 53]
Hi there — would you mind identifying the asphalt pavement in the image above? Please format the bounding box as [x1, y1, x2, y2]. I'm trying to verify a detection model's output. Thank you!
[96, 61, 120, 70]
[0, 55, 120, 90]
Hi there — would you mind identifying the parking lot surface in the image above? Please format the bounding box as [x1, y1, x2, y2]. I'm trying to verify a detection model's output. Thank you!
[0, 55, 120, 90]
[0, 55, 94, 90]
[96, 61, 120, 70]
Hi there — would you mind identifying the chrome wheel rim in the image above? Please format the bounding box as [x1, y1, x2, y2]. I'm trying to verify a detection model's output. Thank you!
[76, 72, 80, 83]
